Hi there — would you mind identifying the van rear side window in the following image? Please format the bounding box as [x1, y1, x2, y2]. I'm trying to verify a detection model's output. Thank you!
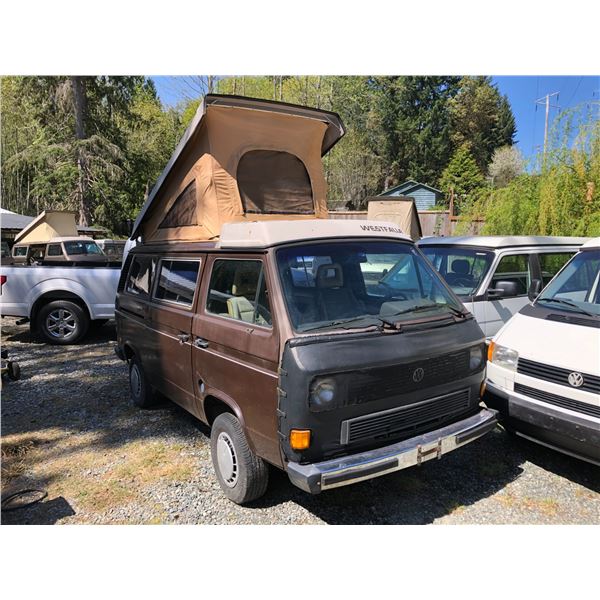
[154, 260, 200, 306]
[126, 256, 156, 297]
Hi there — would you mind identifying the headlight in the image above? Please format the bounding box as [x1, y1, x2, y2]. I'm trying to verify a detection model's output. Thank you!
[309, 379, 337, 412]
[469, 345, 485, 370]
[488, 342, 519, 371]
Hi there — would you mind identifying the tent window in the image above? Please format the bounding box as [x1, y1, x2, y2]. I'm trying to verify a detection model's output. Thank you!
[158, 181, 198, 229]
[237, 150, 314, 214]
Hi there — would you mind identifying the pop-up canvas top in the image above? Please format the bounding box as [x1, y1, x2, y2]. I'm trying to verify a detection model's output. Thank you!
[131, 94, 345, 243]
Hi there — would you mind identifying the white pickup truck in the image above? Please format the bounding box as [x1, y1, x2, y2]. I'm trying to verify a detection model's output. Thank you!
[0, 264, 122, 344]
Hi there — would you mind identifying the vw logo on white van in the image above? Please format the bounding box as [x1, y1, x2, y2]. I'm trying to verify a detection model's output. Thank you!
[413, 367, 425, 383]
[568, 372, 584, 388]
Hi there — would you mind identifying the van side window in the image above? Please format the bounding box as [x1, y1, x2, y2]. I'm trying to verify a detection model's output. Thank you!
[47, 244, 62, 256]
[538, 252, 573, 286]
[491, 254, 531, 296]
[154, 260, 200, 306]
[206, 259, 272, 327]
[126, 256, 156, 297]
[13, 246, 27, 257]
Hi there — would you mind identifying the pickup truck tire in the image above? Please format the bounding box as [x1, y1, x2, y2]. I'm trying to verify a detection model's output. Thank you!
[129, 355, 160, 409]
[210, 413, 269, 504]
[37, 300, 89, 345]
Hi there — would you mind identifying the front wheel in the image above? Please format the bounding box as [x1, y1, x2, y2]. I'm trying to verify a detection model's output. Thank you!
[37, 300, 89, 345]
[210, 413, 269, 504]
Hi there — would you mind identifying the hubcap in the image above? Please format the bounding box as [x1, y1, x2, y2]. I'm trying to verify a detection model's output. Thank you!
[130, 364, 142, 397]
[216, 432, 238, 487]
[46, 308, 77, 339]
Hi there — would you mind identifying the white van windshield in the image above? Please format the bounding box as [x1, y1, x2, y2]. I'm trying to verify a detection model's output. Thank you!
[536, 250, 600, 317]
[420, 246, 494, 297]
[276, 241, 464, 332]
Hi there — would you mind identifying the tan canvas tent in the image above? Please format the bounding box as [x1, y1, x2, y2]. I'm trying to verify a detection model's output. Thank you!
[14, 210, 79, 244]
[366, 197, 422, 241]
[131, 95, 345, 243]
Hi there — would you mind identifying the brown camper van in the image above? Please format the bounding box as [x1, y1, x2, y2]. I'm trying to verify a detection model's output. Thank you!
[115, 95, 497, 504]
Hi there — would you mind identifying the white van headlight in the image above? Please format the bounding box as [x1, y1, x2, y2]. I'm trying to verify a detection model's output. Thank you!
[488, 342, 519, 371]
[309, 379, 337, 412]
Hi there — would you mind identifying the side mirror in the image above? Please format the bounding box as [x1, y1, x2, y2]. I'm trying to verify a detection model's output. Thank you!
[528, 278, 542, 301]
[487, 280, 520, 299]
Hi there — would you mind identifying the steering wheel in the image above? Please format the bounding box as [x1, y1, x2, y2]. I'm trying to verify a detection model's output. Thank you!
[452, 278, 472, 288]
[378, 280, 408, 301]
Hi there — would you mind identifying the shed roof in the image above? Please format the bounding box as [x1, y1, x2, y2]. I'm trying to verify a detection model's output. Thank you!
[380, 180, 442, 197]
[0, 209, 35, 231]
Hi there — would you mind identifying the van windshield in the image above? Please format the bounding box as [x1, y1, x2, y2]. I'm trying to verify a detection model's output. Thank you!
[419, 246, 494, 297]
[276, 241, 464, 332]
[63, 241, 104, 256]
[536, 249, 600, 317]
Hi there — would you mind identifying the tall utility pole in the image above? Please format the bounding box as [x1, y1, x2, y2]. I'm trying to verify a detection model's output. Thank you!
[535, 92, 560, 157]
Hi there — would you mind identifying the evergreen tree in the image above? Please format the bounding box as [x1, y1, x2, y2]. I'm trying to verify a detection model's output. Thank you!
[439, 144, 487, 211]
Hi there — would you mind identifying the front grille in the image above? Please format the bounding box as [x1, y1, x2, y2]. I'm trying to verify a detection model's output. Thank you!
[517, 357, 600, 394]
[341, 389, 471, 444]
[347, 349, 473, 405]
[514, 383, 600, 419]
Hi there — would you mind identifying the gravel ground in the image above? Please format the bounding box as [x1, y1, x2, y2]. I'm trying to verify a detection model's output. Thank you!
[1, 317, 598, 525]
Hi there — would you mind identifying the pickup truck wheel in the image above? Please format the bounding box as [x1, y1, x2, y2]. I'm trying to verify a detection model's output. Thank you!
[129, 355, 159, 409]
[37, 300, 89, 345]
[210, 413, 269, 504]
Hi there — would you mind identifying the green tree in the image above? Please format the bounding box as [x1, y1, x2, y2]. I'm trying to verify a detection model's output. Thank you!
[439, 144, 487, 211]
[449, 76, 517, 170]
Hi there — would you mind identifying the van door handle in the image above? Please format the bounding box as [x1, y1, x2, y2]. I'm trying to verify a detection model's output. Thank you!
[177, 333, 190, 344]
[194, 338, 209, 349]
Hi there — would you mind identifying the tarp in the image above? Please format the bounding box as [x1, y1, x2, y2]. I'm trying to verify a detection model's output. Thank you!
[366, 197, 423, 241]
[131, 95, 345, 243]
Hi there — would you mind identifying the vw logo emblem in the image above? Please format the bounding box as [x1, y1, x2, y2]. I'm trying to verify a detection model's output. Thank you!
[568, 372, 584, 388]
[413, 367, 425, 383]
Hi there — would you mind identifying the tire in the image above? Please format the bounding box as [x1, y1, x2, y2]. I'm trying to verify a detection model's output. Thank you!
[128, 354, 159, 409]
[210, 413, 269, 504]
[7, 361, 21, 381]
[91, 319, 109, 328]
[37, 300, 89, 345]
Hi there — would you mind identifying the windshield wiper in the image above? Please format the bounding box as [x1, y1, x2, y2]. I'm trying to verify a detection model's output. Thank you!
[301, 316, 391, 333]
[383, 302, 467, 319]
[537, 297, 595, 317]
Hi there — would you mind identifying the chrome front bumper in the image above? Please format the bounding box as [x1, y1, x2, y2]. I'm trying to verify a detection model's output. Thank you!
[286, 408, 498, 494]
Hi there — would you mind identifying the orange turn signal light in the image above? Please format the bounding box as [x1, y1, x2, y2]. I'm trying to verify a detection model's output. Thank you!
[290, 429, 311, 451]
[487, 341, 495, 362]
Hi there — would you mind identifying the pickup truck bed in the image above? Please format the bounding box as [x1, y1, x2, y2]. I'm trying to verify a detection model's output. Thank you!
[0, 263, 122, 344]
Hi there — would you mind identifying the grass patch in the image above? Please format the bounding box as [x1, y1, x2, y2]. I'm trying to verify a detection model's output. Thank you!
[1, 439, 35, 483]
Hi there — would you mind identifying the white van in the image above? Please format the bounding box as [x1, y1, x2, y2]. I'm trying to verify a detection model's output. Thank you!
[485, 238, 600, 465]
[418, 236, 587, 339]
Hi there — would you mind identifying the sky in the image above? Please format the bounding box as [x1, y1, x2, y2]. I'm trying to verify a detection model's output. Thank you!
[153, 75, 600, 162]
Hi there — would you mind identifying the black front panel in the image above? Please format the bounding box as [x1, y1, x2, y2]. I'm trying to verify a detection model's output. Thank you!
[343, 389, 471, 444]
[514, 383, 600, 419]
[517, 357, 600, 394]
[278, 319, 486, 464]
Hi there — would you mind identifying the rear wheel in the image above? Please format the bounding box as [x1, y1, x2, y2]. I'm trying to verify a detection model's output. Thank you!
[129, 354, 160, 408]
[210, 413, 269, 504]
[37, 300, 89, 345]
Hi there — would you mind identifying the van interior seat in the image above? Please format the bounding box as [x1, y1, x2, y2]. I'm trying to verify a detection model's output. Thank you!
[446, 258, 473, 286]
[227, 263, 267, 325]
[316, 262, 365, 320]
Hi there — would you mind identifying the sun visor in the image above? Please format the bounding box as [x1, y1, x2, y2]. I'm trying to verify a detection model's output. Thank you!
[131, 94, 345, 242]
